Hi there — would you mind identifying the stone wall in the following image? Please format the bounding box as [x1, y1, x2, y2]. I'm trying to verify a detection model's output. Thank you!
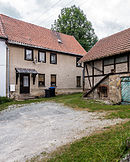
[109, 75, 122, 104]
[87, 73, 130, 104]
[87, 77, 109, 100]
[109, 74, 130, 104]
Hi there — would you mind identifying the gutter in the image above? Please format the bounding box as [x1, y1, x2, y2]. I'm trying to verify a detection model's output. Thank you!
[7, 46, 10, 98]
[7, 40, 84, 57]
[0, 36, 8, 40]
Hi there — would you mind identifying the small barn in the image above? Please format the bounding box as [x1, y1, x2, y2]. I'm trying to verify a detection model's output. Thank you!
[80, 28, 130, 104]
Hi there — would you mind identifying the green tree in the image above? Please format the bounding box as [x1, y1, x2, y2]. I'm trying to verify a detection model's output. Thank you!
[51, 5, 98, 51]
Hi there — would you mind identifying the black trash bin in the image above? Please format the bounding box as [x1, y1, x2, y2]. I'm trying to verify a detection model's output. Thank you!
[45, 89, 51, 98]
[49, 87, 55, 97]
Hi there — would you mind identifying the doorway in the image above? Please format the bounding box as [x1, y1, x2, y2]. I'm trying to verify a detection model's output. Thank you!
[121, 77, 130, 103]
[20, 73, 30, 94]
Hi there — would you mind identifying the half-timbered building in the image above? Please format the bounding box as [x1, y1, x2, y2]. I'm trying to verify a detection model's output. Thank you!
[80, 28, 130, 104]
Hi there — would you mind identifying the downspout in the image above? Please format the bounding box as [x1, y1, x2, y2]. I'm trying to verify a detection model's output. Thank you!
[7, 46, 10, 98]
[83, 62, 85, 91]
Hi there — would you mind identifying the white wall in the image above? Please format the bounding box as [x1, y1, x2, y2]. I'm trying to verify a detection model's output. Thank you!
[0, 39, 6, 97]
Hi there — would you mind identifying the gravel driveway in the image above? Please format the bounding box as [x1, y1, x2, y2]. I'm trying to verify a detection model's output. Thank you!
[0, 102, 124, 162]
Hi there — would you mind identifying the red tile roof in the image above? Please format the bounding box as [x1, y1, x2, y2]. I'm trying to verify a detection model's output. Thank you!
[0, 15, 7, 38]
[80, 28, 130, 62]
[0, 14, 86, 56]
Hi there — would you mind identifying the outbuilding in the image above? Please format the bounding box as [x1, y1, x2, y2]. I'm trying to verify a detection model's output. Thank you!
[80, 28, 130, 104]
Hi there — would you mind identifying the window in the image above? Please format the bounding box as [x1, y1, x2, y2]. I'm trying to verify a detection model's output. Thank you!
[51, 74, 56, 86]
[98, 85, 108, 97]
[38, 74, 45, 87]
[25, 49, 33, 61]
[23, 76, 29, 87]
[104, 58, 114, 66]
[50, 53, 57, 64]
[76, 57, 82, 67]
[76, 76, 81, 87]
[38, 51, 46, 62]
[115, 55, 127, 64]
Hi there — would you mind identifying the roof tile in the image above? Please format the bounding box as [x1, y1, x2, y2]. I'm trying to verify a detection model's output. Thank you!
[0, 14, 86, 55]
[80, 28, 130, 62]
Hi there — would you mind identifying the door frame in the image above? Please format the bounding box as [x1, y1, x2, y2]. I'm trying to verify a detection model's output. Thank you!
[20, 73, 30, 94]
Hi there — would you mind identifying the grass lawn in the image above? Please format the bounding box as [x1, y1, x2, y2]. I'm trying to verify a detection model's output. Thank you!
[0, 93, 130, 119]
[0, 93, 130, 162]
[47, 121, 130, 162]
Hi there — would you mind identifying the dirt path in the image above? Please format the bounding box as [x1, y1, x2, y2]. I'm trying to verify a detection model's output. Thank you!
[0, 102, 125, 162]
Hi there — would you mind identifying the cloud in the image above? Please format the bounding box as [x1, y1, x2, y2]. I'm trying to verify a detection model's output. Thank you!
[35, 0, 53, 9]
[0, 1, 21, 18]
[0, 0, 129, 39]
[103, 20, 124, 32]
[95, 20, 127, 38]
[79, 0, 130, 39]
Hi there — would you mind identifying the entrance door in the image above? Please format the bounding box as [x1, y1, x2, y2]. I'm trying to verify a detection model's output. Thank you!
[121, 77, 130, 103]
[20, 73, 30, 94]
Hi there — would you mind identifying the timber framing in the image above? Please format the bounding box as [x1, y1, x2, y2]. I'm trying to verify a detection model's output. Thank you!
[85, 64, 92, 88]
[83, 52, 130, 93]
[92, 61, 94, 87]
[127, 53, 129, 72]
[88, 62, 103, 73]
[84, 71, 130, 78]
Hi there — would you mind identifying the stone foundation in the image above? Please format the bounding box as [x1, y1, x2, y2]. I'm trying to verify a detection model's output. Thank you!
[11, 88, 83, 100]
[86, 74, 130, 104]
[109, 74, 130, 104]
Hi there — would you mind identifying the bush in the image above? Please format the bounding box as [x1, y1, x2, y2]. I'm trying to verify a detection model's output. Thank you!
[0, 97, 12, 104]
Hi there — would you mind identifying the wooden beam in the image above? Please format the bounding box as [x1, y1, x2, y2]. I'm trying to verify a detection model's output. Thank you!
[88, 62, 103, 73]
[102, 60, 104, 75]
[92, 61, 94, 87]
[85, 64, 92, 88]
[127, 54, 129, 72]
[114, 57, 116, 72]
[83, 63, 85, 91]
[84, 71, 130, 78]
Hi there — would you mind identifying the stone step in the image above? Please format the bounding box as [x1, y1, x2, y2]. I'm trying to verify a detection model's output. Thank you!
[17, 94, 36, 100]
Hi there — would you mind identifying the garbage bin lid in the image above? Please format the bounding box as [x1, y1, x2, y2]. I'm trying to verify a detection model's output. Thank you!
[49, 87, 55, 89]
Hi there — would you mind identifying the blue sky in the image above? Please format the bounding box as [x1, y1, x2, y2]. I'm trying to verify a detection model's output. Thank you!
[0, 0, 129, 39]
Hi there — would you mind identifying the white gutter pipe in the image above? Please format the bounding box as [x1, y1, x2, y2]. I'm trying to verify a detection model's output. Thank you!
[7, 46, 10, 98]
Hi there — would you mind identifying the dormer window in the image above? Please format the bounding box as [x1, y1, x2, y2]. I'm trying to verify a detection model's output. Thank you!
[58, 39, 62, 43]
[38, 51, 46, 63]
[25, 49, 33, 61]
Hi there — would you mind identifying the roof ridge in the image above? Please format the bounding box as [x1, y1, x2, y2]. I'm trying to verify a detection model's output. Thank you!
[0, 14, 87, 55]
[0, 14, 7, 38]
[100, 27, 130, 41]
[80, 27, 130, 62]
[0, 14, 74, 38]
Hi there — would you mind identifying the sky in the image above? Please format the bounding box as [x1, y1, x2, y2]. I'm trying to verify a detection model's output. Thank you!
[0, 0, 129, 39]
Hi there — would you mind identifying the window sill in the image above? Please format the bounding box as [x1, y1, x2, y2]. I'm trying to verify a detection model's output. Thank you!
[38, 86, 45, 88]
[76, 66, 83, 68]
[25, 59, 33, 61]
[38, 61, 46, 63]
[50, 63, 57, 64]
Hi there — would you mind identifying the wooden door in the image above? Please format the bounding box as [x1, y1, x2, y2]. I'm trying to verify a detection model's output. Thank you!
[20, 73, 30, 94]
[121, 77, 130, 103]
